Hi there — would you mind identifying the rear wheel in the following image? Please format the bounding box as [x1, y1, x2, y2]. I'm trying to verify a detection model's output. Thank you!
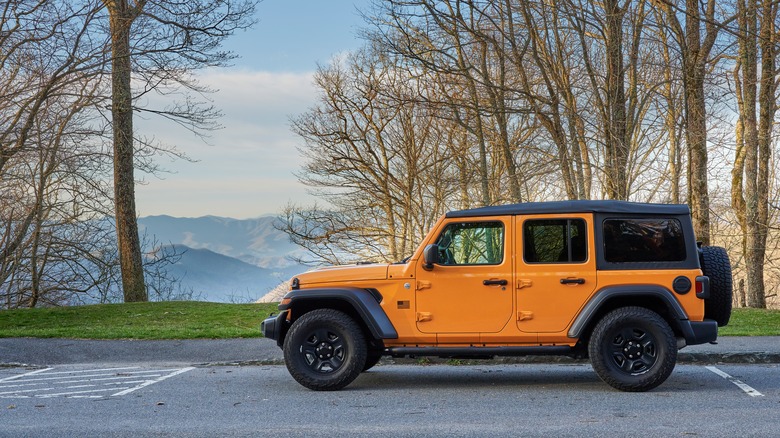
[588, 307, 677, 392]
[700, 246, 733, 327]
[283, 309, 367, 391]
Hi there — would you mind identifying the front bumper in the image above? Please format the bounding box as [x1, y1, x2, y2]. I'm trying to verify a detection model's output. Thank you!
[261, 310, 289, 347]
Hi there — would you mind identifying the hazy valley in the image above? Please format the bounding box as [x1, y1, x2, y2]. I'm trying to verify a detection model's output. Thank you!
[138, 215, 308, 302]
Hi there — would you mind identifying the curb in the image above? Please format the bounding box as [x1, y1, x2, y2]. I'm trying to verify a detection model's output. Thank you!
[197, 352, 780, 368]
[677, 352, 780, 364]
[2, 337, 778, 368]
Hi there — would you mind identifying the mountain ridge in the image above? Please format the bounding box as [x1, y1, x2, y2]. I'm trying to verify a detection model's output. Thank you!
[138, 215, 307, 302]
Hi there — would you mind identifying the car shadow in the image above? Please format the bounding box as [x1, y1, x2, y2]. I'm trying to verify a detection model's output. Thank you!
[351, 363, 604, 391]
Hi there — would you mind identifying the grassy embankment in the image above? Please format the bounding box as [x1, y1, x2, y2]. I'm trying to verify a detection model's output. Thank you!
[0, 301, 277, 339]
[0, 302, 777, 339]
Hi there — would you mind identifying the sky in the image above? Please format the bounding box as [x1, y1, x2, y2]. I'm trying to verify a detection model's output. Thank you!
[134, 0, 371, 219]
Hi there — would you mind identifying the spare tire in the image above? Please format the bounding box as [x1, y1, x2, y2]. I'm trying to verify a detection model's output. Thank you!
[699, 246, 733, 327]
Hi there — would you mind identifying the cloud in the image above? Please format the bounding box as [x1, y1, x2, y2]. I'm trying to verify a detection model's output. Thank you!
[134, 69, 321, 218]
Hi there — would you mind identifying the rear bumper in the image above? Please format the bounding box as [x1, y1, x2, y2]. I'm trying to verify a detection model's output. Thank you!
[261, 310, 289, 347]
[679, 319, 718, 345]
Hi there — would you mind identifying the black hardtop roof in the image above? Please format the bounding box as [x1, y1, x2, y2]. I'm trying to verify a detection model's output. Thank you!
[445, 200, 690, 218]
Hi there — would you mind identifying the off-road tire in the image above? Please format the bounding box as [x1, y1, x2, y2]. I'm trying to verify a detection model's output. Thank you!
[700, 246, 733, 327]
[588, 307, 677, 392]
[283, 309, 367, 391]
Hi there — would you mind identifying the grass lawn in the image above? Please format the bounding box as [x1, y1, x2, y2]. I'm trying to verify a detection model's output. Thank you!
[0, 301, 278, 339]
[0, 302, 777, 339]
[718, 308, 780, 336]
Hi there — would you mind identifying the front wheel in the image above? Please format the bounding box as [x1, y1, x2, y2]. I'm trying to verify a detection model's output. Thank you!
[588, 307, 677, 392]
[283, 309, 367, 391]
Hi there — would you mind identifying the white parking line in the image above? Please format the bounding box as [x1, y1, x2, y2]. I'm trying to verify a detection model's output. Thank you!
[25, 366, 140, 376]
[39, 387, 127, 398]
[4, 373, 160, 383]
[111, 367, 195, 396]
[0, 366, 196, 398]
[0, 368, 54, 383]
[15, 370, 163, 386]
[705, 366, 764, 397]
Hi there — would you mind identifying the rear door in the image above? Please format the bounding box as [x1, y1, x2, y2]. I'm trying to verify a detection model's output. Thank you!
[515, 214, 597, 333]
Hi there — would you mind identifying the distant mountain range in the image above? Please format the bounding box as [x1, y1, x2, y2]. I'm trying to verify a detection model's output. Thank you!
[138, 216, 308, 302]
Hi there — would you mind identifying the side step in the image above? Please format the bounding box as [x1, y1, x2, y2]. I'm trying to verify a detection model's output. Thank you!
[386, 345, 574, 359]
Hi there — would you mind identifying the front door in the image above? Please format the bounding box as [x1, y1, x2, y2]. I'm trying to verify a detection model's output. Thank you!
[415, 217, 513, 334]
[515, 214, 597, 333]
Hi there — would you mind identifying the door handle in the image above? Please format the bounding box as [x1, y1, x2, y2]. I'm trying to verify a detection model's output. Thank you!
[483, 279, 508, 286]
[560, 278, 585, 285]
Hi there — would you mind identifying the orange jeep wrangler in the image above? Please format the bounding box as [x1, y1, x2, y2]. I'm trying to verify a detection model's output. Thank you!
[262, 201, 732, 392]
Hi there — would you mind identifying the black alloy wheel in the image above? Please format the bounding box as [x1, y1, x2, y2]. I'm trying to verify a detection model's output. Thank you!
[589, 307, 677, 392]
[283, 309, 367, 391]
[302, 328, 346, 372]
[607, 326, 658, 373]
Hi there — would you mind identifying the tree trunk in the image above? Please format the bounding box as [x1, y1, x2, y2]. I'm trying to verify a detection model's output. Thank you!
[731, 0, 773, 308]
[740, 0, 761, 308]
[685, 79, 710, 245]
[745, 0, 775, 308]
[478, 37, 522, 203]
[672, 0, 717, 245]
[604, 0, 629, 200]
[730, 62, 747, 240]
[109, 9, 147, 302]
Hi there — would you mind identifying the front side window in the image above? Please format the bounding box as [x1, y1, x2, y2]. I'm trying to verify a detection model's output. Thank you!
[435, 222, 504, 265]
[523, 219, 587, 263]
[603, 218, 686, 263]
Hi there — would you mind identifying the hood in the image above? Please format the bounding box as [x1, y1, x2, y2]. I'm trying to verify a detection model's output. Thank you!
[295, 263, 390, 286]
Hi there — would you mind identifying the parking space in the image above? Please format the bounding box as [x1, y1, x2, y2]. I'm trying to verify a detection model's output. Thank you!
[0, 366, 195, 399]
[705, 365, 764, 397]
[0, 363, 776, 436]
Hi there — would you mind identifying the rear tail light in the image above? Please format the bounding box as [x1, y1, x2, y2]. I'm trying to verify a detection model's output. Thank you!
[695, 276, 710, 299]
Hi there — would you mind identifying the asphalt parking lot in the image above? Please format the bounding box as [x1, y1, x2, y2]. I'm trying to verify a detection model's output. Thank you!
[1, 337, 778, 437]
[0, 363, 778, 437]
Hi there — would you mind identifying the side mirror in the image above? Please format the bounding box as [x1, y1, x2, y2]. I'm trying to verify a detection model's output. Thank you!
[423, 244, 439, 270]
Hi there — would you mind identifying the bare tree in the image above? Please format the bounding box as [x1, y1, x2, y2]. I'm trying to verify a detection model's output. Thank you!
[99, 0, 256, 302]
[284, 50, 447, 263]
[653, 6, 686, 203]
[0, 0, 111, 307]
[658, 0, 734, 245]
[281, 0, 780, 313]
[730, 0, 776, 308]
[373, 0, 544, 205]
[1, 0, 106, 267]
[1, 0, 198, 308]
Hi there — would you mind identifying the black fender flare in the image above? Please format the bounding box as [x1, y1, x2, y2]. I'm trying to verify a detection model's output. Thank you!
[280, 287, 398, 340]
[568, 285, 688, 339]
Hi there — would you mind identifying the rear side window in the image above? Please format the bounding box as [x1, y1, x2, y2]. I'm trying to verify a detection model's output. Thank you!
[523, 219, 587, 263]
[603, 218, 686, 263]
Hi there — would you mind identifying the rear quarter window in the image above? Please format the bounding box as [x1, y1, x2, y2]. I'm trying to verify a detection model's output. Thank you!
[603, 218, 686, 263]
